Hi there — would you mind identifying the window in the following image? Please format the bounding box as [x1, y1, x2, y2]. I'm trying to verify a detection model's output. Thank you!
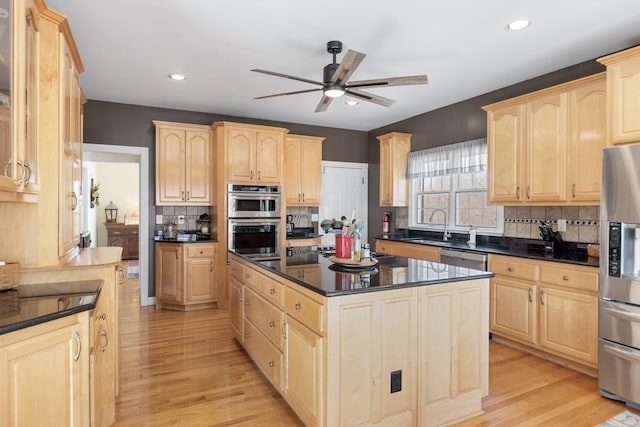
[408, 138, 503, 235]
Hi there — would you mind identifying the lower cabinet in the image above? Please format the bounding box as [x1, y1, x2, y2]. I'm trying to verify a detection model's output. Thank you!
[0, 312, 90, 427]
[375, 239, 440, 262]
[489, 254, 599, 370]
[229, 253, 489, 427]
[156, 242, 217, 310]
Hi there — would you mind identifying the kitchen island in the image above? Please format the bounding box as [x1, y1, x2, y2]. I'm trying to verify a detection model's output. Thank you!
[229, 247, 493, 427]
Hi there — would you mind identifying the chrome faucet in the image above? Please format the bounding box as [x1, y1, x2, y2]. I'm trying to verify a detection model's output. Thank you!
[428, 208, 452, 241]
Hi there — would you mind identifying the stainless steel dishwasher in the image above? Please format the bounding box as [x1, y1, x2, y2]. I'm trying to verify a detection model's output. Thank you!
[439, 248, 487, 271]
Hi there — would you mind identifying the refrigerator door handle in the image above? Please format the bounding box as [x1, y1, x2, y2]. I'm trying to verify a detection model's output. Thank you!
[604, 306, 640, 323]
[602, 342, 640, 364]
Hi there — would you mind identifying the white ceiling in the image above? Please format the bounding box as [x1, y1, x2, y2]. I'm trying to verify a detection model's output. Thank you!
[47, 0, 640, 132]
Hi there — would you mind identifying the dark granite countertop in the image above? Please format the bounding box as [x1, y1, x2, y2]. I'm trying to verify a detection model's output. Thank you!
[231, 248, 493, 297]
[376, 230, 599, 268]
[0, 280, 103, 335]
[154, 238, 217, 243]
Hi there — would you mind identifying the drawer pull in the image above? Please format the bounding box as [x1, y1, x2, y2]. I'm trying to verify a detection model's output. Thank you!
[540, 289, 545, 305]
[97, 313, 107, 321]
[269, 321, 276, 328]
[269, 361, 275, 368]
[245, 300, 251, 306]
[295, 303, 302, 310]
[528, 288, 533, 303]
[100, 329, 109, 353]
[245, 333, 250, 339]
[245, 273, 250, 279]
[507, 267, 514, 272]
[269, 288, 276, 295]
[73, 331, 81, 362]
[562, 275, 569, 281]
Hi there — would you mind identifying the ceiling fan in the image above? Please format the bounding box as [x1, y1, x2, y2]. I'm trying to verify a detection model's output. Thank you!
[251, 40, 428, 113]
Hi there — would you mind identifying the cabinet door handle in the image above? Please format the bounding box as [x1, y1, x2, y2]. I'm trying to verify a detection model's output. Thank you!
[526, 186, 531, 200]
[269, 361, 275, 368]
[245, 273, 250, 279]
[100, 329, 109, 353]
[282, 319, 287, 339]
[187, 190, 190, 200]
[528, 288, 533, 303]
[73, 331, 81, 362]
[302, 193, 305, 202]
[258, 170, 261, 181]
[244, 333, 250, 339]
[250, 170, 253, 180]
[97, 312, 107, 321]
[269, 288, 275, 295]
[118, 264, 125, 284]
[562, 275, 569, 281]
[71, 191, 78, 210]
[295, 303, 302, 310]
[540, 289, 545, 305]
[298, 193, 301, 202]
[245, 299, 251, 306]
[23, 162, 31, 188]
[181, 190, 185, 201]
[572, 183, 576, 199]
[269, 320, 276, 328]
[210, 262, 213, 272]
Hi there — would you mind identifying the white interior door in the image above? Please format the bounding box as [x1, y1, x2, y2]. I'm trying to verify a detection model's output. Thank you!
[319, 161, 368, 248]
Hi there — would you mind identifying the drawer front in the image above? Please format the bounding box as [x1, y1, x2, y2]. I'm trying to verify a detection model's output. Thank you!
[244, 319, 283, 391]
[539, 264, 598, 292]
[285, 287, 324, 335]
[186, 245, 215, 258]
[244, 266, 284, 307]
[229, 259, 244, 281]
[490, 257, 539, 281]
[244, 287, 285, 350]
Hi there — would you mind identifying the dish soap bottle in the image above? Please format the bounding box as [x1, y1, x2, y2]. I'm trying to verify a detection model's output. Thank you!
[468, 225, 476, 246]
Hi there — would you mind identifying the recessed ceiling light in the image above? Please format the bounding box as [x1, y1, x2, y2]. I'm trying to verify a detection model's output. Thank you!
[169, 74, 186, 81]
[346, 100, 358, 106]
[507, 19, 531, 31]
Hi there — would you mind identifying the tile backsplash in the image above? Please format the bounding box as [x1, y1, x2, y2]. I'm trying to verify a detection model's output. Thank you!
[394, 205, 600, 244]
[156, 206, 211, 231]
[503, 206, 599, 243]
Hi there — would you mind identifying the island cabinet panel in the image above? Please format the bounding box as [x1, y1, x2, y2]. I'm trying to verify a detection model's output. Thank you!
[228, 276, 244, 343]
[325, 289, 417, 427]
[244, 318, 283, 391]
[418, 279, 489, 427]
[0, 312, 90, 427]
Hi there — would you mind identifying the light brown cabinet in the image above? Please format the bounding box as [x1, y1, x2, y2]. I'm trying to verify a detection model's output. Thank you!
[154, 121, 212, 205]
[598, 45, 640, 144]
[483, 73, 605, 205]
[375, 239, 440, 262]
[217, 122, 286, 184]
[155, 242, 217, 310]
[0, 312, 90, 427]
[284, 135, 324, 206]
[489, 254, 599, 371]
[377, 132, 411, 207]
[230, 253, 489, 427]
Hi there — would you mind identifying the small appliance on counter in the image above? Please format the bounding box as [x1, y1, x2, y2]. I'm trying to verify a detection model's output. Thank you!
[163, 221, 177, 239]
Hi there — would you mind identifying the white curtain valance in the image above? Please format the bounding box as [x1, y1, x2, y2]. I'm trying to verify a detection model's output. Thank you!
[407, 138, 487, 178]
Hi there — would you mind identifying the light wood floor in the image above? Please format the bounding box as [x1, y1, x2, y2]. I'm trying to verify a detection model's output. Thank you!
[115, 271, 635, 426]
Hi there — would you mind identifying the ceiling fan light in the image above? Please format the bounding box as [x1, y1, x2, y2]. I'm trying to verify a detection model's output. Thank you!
[324, 86, 345, 98]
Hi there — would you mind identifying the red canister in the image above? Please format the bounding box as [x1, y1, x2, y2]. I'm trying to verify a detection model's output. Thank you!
[335, 234, 353, 259]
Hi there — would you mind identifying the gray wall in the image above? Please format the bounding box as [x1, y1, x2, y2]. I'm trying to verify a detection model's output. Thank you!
[83, 58, 605, 296]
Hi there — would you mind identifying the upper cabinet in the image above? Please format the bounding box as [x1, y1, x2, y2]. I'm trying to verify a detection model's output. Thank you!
[218, 122, 287, 184]
[284, 134, 324, 206]
[598, 45, 640, 145]
[154, 121, 212, 206]
[0, 0, 41, 201]
[483, 73, 605, 206]
[378, 132, 411, 207]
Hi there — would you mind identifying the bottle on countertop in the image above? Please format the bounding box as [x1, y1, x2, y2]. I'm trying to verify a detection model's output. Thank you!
[468, 225, 476, 246]
[351, 228, 362, 261]
[361, 243, 371, 261]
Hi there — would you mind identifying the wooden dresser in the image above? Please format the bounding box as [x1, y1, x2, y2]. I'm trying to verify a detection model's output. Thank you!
[105, 223, 139, 260]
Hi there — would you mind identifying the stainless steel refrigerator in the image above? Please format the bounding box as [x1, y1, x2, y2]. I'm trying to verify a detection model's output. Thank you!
[600, 143, 640, 409]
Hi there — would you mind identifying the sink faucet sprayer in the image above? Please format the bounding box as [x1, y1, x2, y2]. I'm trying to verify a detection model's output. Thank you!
[428, 208, 452, 241]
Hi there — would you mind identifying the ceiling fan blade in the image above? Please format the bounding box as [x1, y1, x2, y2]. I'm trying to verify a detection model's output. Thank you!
[330, 49, 366, 85]
[345, 88, 396, 107]
[255, 88, 323, 100]
[314, 94, 333, 113]
[347, 75, 428, 89]
[251, 69, 324, 87]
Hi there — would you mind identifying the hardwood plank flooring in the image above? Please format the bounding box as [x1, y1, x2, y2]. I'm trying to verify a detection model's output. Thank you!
[115, 270, 636, 426]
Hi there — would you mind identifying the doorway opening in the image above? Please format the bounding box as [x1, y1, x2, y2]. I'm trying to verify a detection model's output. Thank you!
[83, 143, 152, 306]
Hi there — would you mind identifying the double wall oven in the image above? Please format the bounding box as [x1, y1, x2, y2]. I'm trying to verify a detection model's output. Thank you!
[227, 184, 281, 261]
